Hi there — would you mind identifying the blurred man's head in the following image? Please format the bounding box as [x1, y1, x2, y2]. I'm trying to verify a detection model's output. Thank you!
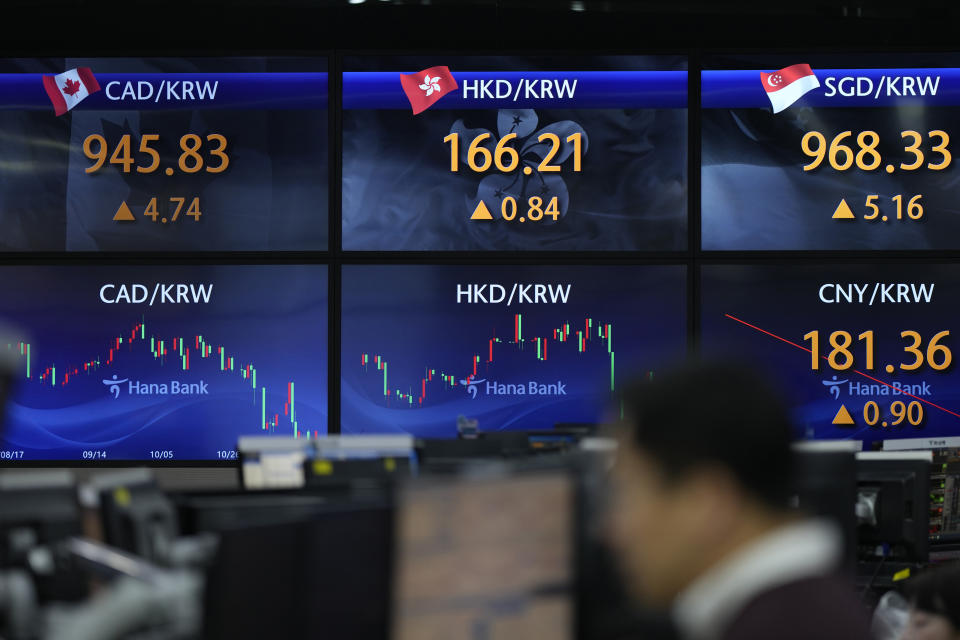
[904, 564, 960, 640]
[606, 361, 795, 607]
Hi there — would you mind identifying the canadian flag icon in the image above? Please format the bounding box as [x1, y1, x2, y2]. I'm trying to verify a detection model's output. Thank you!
[43, 67, 101, 116]
[399, 66, 457, 115]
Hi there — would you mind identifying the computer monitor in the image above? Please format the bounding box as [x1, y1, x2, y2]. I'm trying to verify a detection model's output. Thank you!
[203, 502, 393, 640]
[175, 491, 339, 535]
[928, 447, 960, 544]
[392, 470, 575, 640]
[791, 442, 859, 572]
[0, 471, 84, 601]
[856, 452, 931, 563]
[881, 438, 960, 546]
[0, 471, 80, 564]
[416, 432, 533, 473]
[238, 436, 314, 491]
[305, 434, 416, 487]
[92, 470, 178, 563]
[526, 427, 595, 455]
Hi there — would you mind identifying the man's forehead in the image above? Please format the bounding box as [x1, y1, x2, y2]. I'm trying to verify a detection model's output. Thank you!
[615, 442, 662, 476]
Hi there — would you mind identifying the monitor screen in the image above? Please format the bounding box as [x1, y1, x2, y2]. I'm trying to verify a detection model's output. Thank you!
[931, 448, 960, 542]
[205, 504, 392, 640]
[0, 264, 327, 461]
[342, 55, 687, 251]
[0, 57, 328, 251]
[340, 264, 687, 436]
[877, 441, 960, 544]
[701, 263, 957, 448]
[702, 54, 960, 250]
[392, 472, 574, 640]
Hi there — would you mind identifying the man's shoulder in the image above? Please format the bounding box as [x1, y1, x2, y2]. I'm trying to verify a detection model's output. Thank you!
[721, 575, 872, 640]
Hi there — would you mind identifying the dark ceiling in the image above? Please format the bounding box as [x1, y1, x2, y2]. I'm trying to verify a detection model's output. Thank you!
[2, 0, 956, 51]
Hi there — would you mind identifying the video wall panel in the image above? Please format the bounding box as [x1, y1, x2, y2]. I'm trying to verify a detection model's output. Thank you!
[342, 56, 687, 251]
[0, 57, 328, 252]
[3, 51, 960, 462]
[340, 264, 687, 437]
[0, 265, 328, 461]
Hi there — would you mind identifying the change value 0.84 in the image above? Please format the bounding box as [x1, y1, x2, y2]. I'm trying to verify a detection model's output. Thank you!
[804, 329, 952, 373]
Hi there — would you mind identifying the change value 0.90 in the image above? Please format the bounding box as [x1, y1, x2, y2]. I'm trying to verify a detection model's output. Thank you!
[862, 400, 924, 428]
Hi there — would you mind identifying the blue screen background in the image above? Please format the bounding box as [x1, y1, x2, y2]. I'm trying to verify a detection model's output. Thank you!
[701, 263, 960, 447]
[341, 264, 687, 437]
[0, 264, 327, 460]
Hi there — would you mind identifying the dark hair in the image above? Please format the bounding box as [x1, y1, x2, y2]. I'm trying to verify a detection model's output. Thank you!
[908, 563, 960, 630]
[621, 360, 794, 509]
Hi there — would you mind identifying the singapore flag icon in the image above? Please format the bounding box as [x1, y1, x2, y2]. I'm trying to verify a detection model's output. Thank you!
[760, 64, 819, 113]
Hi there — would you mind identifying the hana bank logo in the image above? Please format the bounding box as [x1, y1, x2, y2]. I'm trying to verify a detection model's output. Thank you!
[459, 378, 567, 398]
[459, 378, 486, 399]
[101, 374, 209, 398]
[102, 374, 129, 399]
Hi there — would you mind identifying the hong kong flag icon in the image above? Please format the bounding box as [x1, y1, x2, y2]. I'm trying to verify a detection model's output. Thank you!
[400, 66, 457, 115]
[43, 67, 100, 116]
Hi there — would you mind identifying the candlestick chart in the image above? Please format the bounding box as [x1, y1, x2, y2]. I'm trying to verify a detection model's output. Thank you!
[341, 264, 686, 437]
[0, 265, 327, 460]
[360, 313, 617, 408]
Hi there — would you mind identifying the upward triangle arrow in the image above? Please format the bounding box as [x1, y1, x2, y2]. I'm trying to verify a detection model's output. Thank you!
[832, 404, 855, 426]
[471, 200, 494, 221]
[113, 201, 136, 222]
[832, 199, 856, 220]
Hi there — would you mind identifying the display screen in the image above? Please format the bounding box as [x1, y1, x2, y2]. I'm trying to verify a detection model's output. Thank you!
[342, 56, 687, 251]
[341, 264, 686, 436]
[0, 57, 328, 251]
[702, 55, 960, 250]
[9, 49, 960, 460]
[0, 265, 327, 461]
[701, 264, 959, 447]
[393, 473, 573, 640]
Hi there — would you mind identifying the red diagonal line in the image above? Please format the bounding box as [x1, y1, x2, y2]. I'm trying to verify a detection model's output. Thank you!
[725, 313, 960, 420]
